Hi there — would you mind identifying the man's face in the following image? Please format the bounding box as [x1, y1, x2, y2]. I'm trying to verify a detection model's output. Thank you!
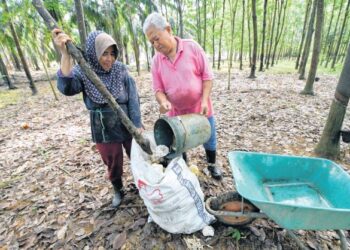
[146, 25, 174, 56]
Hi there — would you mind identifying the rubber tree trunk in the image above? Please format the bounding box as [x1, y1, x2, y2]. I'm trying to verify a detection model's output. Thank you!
[301, 0, 324, 95]
[331, 0, 350, 69]
[11, 50, 22, 71]
[266, 0, 277, 69]
[259, 0, 267, 71]
[203, 0, 207, 51]
[0, 54, 16, 89]
[249, 0, 257, 79]
[175, 0, 184, 38]
[299, 0, 317, 80]
[271, 0, 288, 66]
[321, 0, 335, 64]
[247, 0, 252, 67]
[211, 0, 218, 69]
[324, 0, 344, 67]
[227, 0, 238, 90]
[123, 36, 129, 65]
[217, 0, 226, 70]
[74, 0, 87, 52]
[2, 0, 37, 95]
[296, 0, 311, 70]
[239, 0, 245, 70]
[314, 42, 350, 158]
[32, 0, 152, 155]
[196, 0, 202, 46]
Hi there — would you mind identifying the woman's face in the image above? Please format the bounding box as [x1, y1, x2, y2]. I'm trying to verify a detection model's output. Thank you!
[99, 45, 116, 71]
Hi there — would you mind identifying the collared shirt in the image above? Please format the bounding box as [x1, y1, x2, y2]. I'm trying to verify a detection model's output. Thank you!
[151, 37, 214, 117]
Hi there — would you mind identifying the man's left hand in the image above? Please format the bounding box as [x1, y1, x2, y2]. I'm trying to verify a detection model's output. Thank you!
[200, 101, 208, 116]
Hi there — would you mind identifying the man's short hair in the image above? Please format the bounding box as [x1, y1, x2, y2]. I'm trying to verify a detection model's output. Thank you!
[143, 12, 169, 34]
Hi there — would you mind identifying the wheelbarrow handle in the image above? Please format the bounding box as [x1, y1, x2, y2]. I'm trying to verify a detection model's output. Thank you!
[32, 0, 152, 155]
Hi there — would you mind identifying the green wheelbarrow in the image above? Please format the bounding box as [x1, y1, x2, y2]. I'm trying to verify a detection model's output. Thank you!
[206, 151, 350, 249]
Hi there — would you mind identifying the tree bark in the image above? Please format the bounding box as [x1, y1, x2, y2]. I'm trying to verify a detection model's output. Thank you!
[247, 0, 252, 67]
[321, 0, 336, 64]
[11, 50, 22, 71]
[32, 0, 152, 155]
[259, 0, 267, 71]
[248, 0, 257, 78]
[315, 41, 350, 158]
[0, 54, 16, 89]
[296, 0, 311, 70]
[266, 0, 277, 69]
[74, 0, 87, 51]
[174, 0, 184, 38]
[3, 0, 37, 95]
[324, 0, 345, 67]
[211, 0, 218, 68]
[203, 0, 207, 51]
[196, 0, 202, 46]
[217, 0, 226, 70]
[123, 36, 129, 65]
[298, 0, 317, 80]
[239, 0, 245, 70]
[331, 0, 350, 69]
[302, 0, 324, 95]
[227, 0, 238, 90]
[272, 0, 288, 67]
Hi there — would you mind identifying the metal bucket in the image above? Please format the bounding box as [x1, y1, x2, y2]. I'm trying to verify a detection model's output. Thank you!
[154, 114, 211, 158]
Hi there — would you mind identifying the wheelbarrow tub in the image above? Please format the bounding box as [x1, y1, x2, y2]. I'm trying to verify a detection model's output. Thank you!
[228, 151, 350, 230]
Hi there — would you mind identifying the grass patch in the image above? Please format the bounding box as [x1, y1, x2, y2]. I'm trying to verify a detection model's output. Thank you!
[0, 88, 23, 109]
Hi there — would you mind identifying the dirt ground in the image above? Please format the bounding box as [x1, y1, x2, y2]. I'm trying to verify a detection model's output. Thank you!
[0, 67, 350, 249]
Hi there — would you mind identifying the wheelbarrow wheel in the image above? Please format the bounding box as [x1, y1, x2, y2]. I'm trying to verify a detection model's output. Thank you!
[206, 191, 259, 226]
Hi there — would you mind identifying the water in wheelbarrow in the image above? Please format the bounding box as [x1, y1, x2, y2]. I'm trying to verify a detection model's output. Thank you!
[263, 181, 332, 208]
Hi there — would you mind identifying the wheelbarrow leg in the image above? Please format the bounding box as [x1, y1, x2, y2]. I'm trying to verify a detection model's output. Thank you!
[286, 230, 308, 250]
[336, 230, 348, 250]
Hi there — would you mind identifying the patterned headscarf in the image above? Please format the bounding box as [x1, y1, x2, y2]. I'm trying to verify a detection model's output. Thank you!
[73, 31, 126, 104]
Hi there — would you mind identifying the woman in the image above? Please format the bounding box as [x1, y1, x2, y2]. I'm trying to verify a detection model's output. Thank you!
[52, 29, 142, 207]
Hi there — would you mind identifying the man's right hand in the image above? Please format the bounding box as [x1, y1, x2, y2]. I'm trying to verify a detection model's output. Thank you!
[159, 100, 172, 114]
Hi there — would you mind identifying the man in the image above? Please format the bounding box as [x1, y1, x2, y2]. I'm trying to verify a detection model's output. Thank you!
[143, 12, 223, 180]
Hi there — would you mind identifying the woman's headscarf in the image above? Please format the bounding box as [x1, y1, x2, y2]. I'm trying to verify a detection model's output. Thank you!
[73, 31, 126, 104]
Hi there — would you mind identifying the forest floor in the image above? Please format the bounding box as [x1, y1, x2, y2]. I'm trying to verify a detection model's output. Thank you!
[1, 65, 350, 249]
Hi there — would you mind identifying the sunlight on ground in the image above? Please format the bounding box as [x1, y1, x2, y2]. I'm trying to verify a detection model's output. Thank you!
[0, 88, 23, 109]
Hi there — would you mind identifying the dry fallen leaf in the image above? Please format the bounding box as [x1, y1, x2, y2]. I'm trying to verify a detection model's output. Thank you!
[57, 225, 67, 240]
[113, 232, 127, 249]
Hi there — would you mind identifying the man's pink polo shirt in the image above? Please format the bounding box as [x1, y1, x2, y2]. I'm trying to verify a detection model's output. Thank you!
[151, 37, 214, 117]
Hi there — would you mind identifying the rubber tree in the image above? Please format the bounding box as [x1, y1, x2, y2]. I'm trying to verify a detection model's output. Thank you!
[301, 0, 324, 95]
[314, 42, 350, 158]
[0, 53, 16, 89]
[248, 0, 257, 79]
[298, 0, 317, 80]
[259, 0, 267, 71]
[2, 0, 38, 95]
[217, 0, 226, 70]
[74, 0, 87, 51]
[227, 0, 238, 90]
[239, 0, 245, 70]
[331, 0, 350, 69]
[295, 0, 311, 70]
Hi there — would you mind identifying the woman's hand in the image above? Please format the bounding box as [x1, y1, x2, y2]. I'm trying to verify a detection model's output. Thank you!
[52, 28, 71, 56]
[52, 28, 74, 76]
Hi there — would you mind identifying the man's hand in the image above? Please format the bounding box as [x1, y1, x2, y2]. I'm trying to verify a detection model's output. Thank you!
[159, 100, 172, 114]
[200, 100, 208, 116]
